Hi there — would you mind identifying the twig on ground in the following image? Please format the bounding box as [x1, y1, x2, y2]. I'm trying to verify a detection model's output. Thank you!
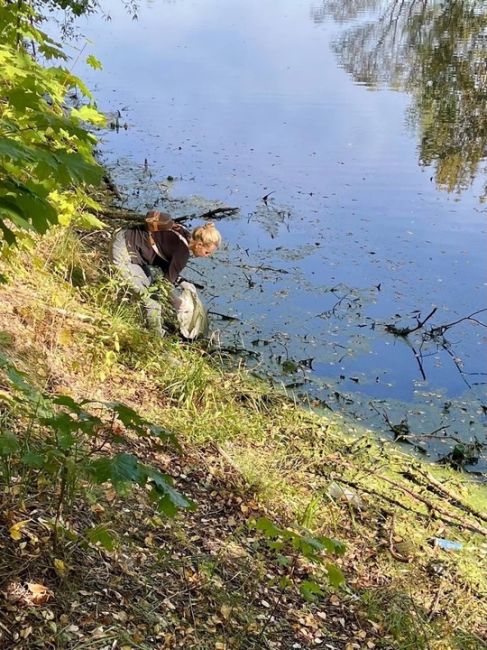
[412, 467, 487, 523]
[378, 475, 487, 536]
[427, 582, 444, 622]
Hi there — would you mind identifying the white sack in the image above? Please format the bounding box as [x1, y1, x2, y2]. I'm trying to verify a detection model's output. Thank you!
[174, 281, 209, 340]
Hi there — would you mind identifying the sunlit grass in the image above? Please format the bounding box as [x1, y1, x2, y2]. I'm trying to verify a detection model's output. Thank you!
[1, 227, 486, 649]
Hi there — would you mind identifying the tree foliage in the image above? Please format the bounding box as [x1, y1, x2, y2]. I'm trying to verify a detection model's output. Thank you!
[0, 0, 105, 245]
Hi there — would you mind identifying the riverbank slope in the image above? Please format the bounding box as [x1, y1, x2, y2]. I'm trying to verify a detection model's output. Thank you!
[0, 225, 485, 650]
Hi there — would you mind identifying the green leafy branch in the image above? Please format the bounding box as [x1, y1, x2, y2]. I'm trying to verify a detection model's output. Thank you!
[0, 3, 106, 244]
[250, 516, 346, 600]
[0, 350, 192, 543]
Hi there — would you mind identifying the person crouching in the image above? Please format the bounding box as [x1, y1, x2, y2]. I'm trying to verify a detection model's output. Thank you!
[110, 213, 221, 337]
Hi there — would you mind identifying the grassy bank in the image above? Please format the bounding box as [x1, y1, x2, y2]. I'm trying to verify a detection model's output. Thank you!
[0, 227, 486, 650]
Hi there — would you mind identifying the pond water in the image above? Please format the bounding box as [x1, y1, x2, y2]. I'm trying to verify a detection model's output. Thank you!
[67, 0, 486, 469]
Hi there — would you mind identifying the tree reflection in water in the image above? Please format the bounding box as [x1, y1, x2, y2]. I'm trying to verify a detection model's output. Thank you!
[312, 0, 487, 198]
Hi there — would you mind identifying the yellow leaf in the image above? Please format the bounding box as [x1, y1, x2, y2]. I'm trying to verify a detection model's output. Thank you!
[57, 329, 73, 346]
[54, 558, 68, 576]
[220, 604, 232, 620]
[20, 625, 33, 639]
[9, 519, 29, 541]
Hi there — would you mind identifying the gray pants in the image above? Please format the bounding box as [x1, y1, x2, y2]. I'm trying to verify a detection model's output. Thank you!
[110, 229, 165, 336]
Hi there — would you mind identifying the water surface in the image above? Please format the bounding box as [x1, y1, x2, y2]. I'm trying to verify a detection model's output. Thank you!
[68, 0, 486, 468]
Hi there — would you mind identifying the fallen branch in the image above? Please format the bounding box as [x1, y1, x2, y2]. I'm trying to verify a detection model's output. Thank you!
[208, 310, 240, 322]
[99, 207, 141, 222]
[195, 207, 239, 220]
[428, 308, 487, 337]
[337, 478, 433, 522]
[212, 346, 260, 358]
[103, 173, 123, 201]
[399, 430, 469, 446]
[411, 343, 426, 381]
[427, 581, 444, 622]
[379, 475, 487, 536]
[233, 263, 290, 275]
[379, 411, 468, 447]
[411, 467, 487, 523]
[385, 307, 437, 336]
[337, 476, 486, 536]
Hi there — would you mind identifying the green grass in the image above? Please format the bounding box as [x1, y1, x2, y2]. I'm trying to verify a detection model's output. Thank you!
[1, 227, 486, 649]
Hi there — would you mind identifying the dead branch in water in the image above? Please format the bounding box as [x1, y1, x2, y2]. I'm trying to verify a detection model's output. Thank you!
[428, 308, 487, 337]
[385, 307, 438, 336]
[99, 207, 141, 222]
[96, 205, 240, 225]
[190, 207, 240, 221]
[208, 310, 241, 322]
[383, 307, 487, 386]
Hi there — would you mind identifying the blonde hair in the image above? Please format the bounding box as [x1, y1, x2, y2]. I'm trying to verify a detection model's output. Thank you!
[191, 222, 222, 248]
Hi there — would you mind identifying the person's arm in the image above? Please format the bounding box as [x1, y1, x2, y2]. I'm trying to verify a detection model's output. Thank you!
[166, 245, 190, 284]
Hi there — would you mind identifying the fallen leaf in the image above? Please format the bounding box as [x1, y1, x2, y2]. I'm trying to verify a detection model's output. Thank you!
[20, 625, 33, 639]
[57, 329, 73, 346]
[26, 582, 53, 605]
[9, 520, 30, 541]
[54, 559, 68, 576]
